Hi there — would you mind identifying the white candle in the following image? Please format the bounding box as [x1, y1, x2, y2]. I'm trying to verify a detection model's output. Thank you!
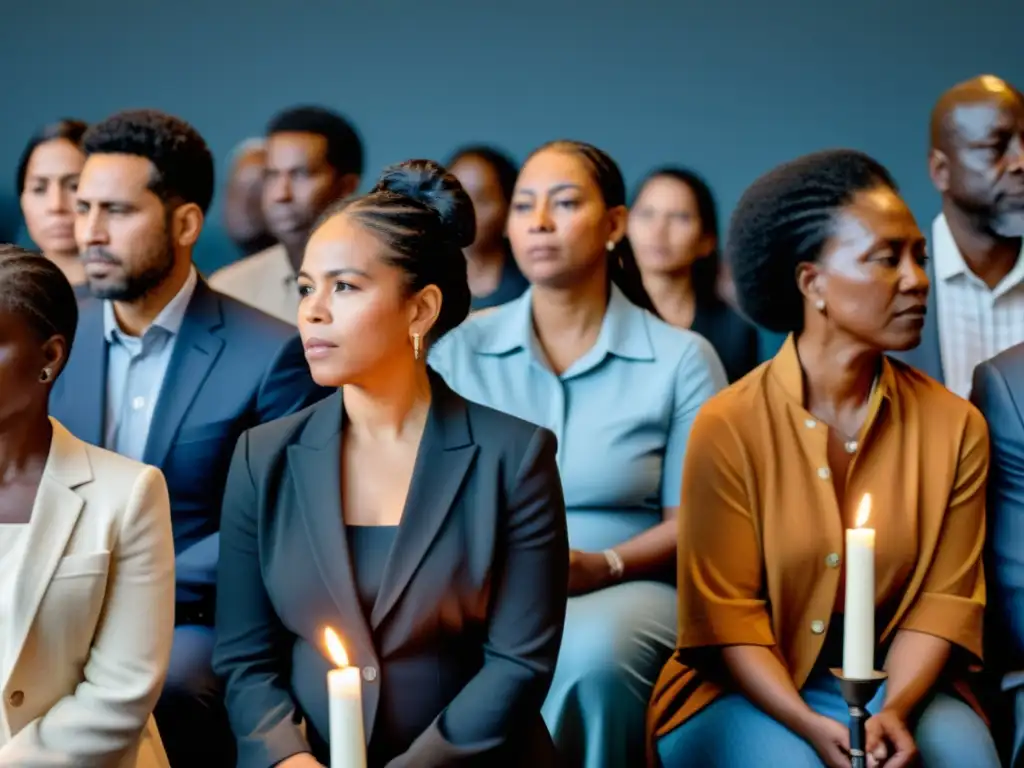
[324, 628, 367, 768]
[843, 494, 876, 679]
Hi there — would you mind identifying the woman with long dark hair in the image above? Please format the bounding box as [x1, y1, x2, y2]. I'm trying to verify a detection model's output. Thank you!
[447, 145, 528, 310]
[16, 119, 89, 294]
[628, 167, 759, 382]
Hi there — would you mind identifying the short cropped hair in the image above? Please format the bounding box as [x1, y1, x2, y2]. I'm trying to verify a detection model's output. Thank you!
[267, 106, 364, 178]
[725, 149, 897, 333]
[83, 109, 215, 214]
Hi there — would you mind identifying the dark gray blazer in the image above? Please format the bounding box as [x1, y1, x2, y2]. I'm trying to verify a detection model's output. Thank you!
[212, 373, 569, 768]
[972, 344, 1024, 676]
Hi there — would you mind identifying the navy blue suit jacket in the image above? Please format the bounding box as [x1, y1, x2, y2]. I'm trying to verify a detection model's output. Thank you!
[971, 344, 1024, 677]
[50, 280, 331, 599]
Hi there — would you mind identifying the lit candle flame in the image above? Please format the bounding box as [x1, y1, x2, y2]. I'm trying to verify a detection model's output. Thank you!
[854, 493, 872, 529]
[324, 627, 349, 668]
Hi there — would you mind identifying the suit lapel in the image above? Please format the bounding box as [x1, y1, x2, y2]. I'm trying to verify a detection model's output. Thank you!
[8, 421, 90, 669]
[288, 392, 375, 660]
[371, 375, 478, 629]
[51, 299, 107, 445]
[143, 282, 225, 467]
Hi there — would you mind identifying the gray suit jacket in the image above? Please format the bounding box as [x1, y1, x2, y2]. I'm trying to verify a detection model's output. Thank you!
[971, 344, 1024, 676]
[212, 373, 569, 767]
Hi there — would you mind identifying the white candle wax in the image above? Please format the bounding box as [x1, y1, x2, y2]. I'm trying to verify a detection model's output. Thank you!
[328, 666, 366, 768]
[842, 525, 876, 679]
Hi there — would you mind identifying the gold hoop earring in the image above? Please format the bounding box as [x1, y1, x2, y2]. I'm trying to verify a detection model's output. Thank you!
[39, 368, 52, 383]
[413, 333, 421, 361]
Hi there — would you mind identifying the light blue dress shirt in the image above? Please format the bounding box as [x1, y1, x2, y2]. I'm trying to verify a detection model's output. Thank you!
[431, 284, 727, 552]
[103, 267, 198, 461]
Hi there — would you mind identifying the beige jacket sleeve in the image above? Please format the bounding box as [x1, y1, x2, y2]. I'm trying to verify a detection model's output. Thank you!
[0, 467, 175, 766]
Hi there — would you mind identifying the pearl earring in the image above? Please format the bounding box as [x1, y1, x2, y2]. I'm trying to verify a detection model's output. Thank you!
[606, 240, 616, 252]
[815, 299, 826, 313]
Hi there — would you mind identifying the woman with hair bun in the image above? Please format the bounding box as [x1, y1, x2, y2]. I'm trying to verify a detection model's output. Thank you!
[649, 149, 1000, 767]
[431, 140, 727, 768]
[16, 119, 89, 293]
[213, 160, 569, 768]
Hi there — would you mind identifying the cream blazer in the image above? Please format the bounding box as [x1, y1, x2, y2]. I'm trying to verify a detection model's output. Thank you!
[0, 419, 175, 768]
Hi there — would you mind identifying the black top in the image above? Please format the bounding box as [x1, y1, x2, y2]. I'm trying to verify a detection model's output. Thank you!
[347, 525, 402, 765]
[347, 525, 398, 620]
[690, 295, 760, 383]
[470, 253, 529, 311]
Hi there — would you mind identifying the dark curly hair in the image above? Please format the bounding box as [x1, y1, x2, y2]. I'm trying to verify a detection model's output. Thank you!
[525, 140, 655, 313]
[16, 118, 88, 195]
[267, 106, 364, 178]
[0, 245, 78, 362]
[83, 109, 215, 214]
[725, 149, 897, 334]
[313, 159, 474, 342]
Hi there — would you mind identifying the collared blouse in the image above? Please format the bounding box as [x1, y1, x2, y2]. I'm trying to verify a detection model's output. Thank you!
[431, 285, 727, 549]
[648, 336, 989, 741]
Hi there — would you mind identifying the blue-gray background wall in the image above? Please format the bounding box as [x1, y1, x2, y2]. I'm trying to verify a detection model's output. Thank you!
[1, 0, 1022, 273]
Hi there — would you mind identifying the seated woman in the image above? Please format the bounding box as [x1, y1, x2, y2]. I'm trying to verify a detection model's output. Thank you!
[649, 150, 1001, 768]
[628, 167, 759, 383]
[0, 246, 174, 767]
[447, 145, 528, 311]
[430, 140, 727, 768]
[16, 119, 90, 296]
[212, 160, 569, 768]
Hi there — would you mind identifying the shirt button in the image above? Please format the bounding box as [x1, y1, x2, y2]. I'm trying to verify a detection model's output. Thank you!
[132, 396, 146, 411]
[845, 440, 858, 454]
[8, 690, 24, 707]
[825, 552, 841, 568]
[817, 467, 831, 480]
[804, 419, 817, 429]
[810, 620, 826, 635]
[362, 666, 377, 683]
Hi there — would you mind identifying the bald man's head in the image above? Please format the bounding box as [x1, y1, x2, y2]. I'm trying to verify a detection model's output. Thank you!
[928, 75, 1024, 237]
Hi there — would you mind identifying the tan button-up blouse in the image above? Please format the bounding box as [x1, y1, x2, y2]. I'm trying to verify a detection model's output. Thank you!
[648, 337, 989, 747]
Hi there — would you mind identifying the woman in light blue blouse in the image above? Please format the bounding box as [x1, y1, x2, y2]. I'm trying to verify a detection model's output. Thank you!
[430, 140, 726, 768]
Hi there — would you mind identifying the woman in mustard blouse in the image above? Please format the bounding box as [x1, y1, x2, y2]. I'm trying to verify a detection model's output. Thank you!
[648, 150, 1001, 767]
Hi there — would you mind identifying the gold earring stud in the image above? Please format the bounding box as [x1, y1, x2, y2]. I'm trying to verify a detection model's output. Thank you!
[39, 368, 52, 383]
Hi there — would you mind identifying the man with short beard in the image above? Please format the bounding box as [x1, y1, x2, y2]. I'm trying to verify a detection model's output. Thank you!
[897, 75, 1024, 397]
[50, 109, 329, 766]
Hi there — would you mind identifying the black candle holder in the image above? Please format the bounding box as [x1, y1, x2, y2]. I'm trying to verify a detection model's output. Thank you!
[830, 669, 887, 768]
